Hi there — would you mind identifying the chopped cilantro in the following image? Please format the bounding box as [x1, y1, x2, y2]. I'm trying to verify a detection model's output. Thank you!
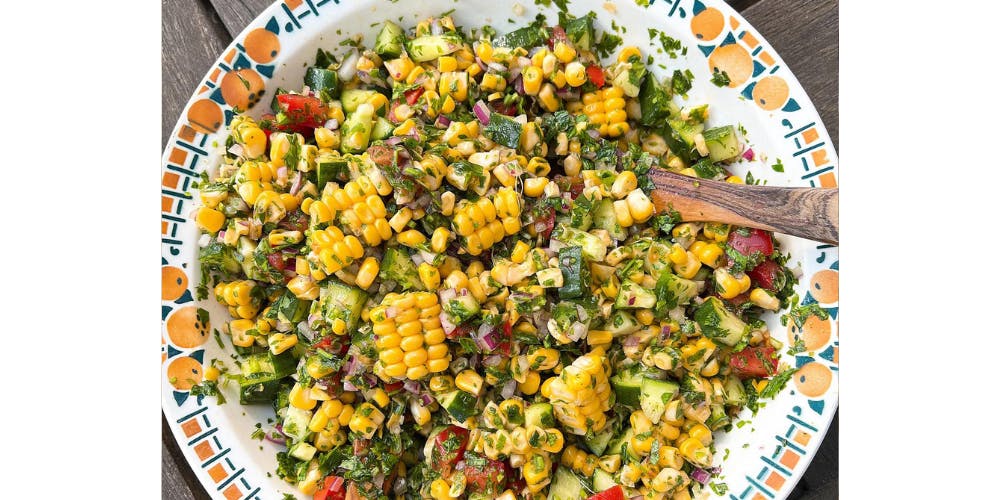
[711, 68, 731, 87]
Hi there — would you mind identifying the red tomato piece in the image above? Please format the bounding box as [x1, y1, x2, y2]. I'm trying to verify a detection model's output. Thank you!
[727, 228, 774, 258]
[586, 65, 605, 87]
[313, 476, 346, 500]
[432, 426, 470, 476]
[267, 253, 286, 271]
[548, 26, 568, 49]
[463, 454, 507, 497]
[275, 94, 328, 133]
[747, 259, 782, 292]
[730, 345, 779, 380]
[404, 87, 425, 105]
[587, 485, 625, 500]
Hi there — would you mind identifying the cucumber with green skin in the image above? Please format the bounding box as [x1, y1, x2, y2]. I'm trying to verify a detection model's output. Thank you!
[304, 67, 341, 99]
[610, 366, 644, 408]
[379, 246, 424, 291]
[654, 272, 699, 314]
[615, 279, 657, 310]
[592, 199, 627, 241]
[694, 296, 750, 347]
[703, 125, 741, 161]
[640, 377, 679, 423]
[340, 89, 378, 113]
[592, 468, 618, 491]
[525, 402, 556, 428]
[316, 154, 350, 190]
[438, 390, 478, 422]
[317, 279, 368, 331]
[282, 406, 312, 442]
[604, 310, 641, 338]
[547, 467, 587, 500]
[371, 116, 394, 140]
[585, 426, 616, 456]
[494, 25, 549, 50]
[406, 33, 463, 62]
[561, 13, 595, 51]
[238, 350, 297, 404]
[552, 224, 607, 262]
[557, 246, 589, 299]
[374, 20, 405, 58]
[340, 104, 375, 153]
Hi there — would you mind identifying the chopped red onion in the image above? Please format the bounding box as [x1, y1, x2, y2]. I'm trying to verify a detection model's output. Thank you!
[403, 380, 421, 394]
[324, 118, 340, 130]
[264, 430, 286, 445]
[513, 75, 525, 95]
[475, 57, 488, 72]
[357, 70, 374, 84]
[362, 373, 378, 387]
[430, 19, 443, 36]
[384, 136, 406, 146]
[587, 129, 601, 139]
[297, 321, 317, 341]
[482, 354, 502, 367]
[501, 379, 517, 399]
[435, 114, 452, 128]
[410, 252, 425, 266]
[488, 61, 507, 73]
[289, 171, 305, 195]
[343, 380, 358, 392]
[455, 461, 466, 471]
[339, 51, 359, 81]
[227, 143, 244, 157]
[568, 322, 588, 342]
[419, 392, 435, 406]
[742, 147, 755, 161]
[345, 356, 364, 376]
[623, 335, 640, 348]
[472, 100, 491, 125]
[555, 87, 580, 101]
[690, 468, 711, 485]
[384, 306, 398, 318]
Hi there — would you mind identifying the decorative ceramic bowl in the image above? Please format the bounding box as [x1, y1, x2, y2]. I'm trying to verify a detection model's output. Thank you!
[161, 1, 839, 498]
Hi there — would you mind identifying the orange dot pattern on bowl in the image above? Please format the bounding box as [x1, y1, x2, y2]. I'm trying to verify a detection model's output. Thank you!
[166, 305, 210, 348]
[788, 314, 832, 352]
[162, 266, 188, 301]
[187, 99, 223, 134]
[810, 269, 839, 304]
[793, 362, 833, 398]
[167, 356, 203, 391]
[752, 75, 790, 111]
[244, 28, 280, 63]
[220, 68, 266, 111]
[690, 7, 724, 41]
[708, 44, 753, 88]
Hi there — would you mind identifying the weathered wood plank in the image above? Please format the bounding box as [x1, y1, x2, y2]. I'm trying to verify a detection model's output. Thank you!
[161, 0, 231, 148]
[209, 0, 272, 37]
[162, 413, 211, 500]
[740, 0, 839, 148]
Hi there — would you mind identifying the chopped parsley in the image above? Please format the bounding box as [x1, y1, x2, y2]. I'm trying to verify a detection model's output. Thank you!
[711, 68, 731, 87]
[772, 157, 785, 172]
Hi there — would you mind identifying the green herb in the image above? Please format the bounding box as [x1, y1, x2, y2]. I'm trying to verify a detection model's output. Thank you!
[657, 32, 683, 59]
[635, 0, 650, 6]
[710, 482, 729, 495]
[710, 69, 731, 87]
[772, 157, 785, 172]
[593, 32, 623, 59]
[190, 380, 226, 405]
[784, 303, 830, 328]
[671, 69, 694, 97]
[759, 367, 799, 399]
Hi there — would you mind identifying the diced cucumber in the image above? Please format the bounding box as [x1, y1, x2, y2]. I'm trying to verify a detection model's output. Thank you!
[371, 116, 393, 140]
[668, 117, 704, 150]
[525, 402, 556, 429]
[644, 240, 672, 279]
[654, 272, 699, 315]
[483, 113, 523, 149]
[374, 21, 405, 59]
[585, 426, 616, 456]
[547, 467, 586, 500]
[340, 89, 378, 113]
[437, 390, 478, 422]
[273, 288, 310, 324]
[289, 441, 317, 462]
[694, 297, 749, 347]
[610, 366, 644, 408]
[606, 428, 640, 461]
[304, 67, 341, 99]
[638, 76, 670, 127]
[562, 13, 595, 51]
[445, 160, 486, 192]
[316, 153, 350, 190]
[615, 279, 656, 310]
[406, 33, 463, 62]
[640, 378, 679, 424]
[282, 406, 312, 443]
[319, 279, 368, 331]
[340, 104, 375, 153]
[494, 25, 549, 50]
[690, 158, 724, 179]
[552, 224, 607, 262]
[379, 246, 424, 291]
[238, 351, 296, 404]
[605, 310, 641, 338]
[706, 403, 731, 431]
[443, 292, 481, 324]
[557, 246, 589, 299]
[592, 199, 627, 241]
[593, 469, 618, 492]
[703, 125, 741, 162]
[723, 375, 747, 405]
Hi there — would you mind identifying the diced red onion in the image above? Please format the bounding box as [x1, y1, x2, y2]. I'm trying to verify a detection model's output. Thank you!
[501, 379, 517, 399]
[555, 87, 580, 100]
[742, 147, 755, 161]
[576, 304, 589, 320]
[469, 354, 480, 369]
[276, 165, 289, 185]
[297, 321, 317, 341]
[403, 380, 420, 394]
[623, 335, 640, 348]
[430, 19, 443, 36]
[435, 114, 452, 128]
[475, 57, 488, 72]
[227, 143, 244, 157]
[489, 61, 507, 73]
[265, 430, 286, 445]
[357, 70, 374, 84]
[343, 379, 358, 392]
[384, 306, 398, 318]
[275, 320, 292, 332]
[513, 75, 525, 95]
[440, 312, 457, 335]
[346, 356, 364, 376]
[362, 373, 378, 387]
[289, 171, 304, 195]
[419, 392, 435, 406]
[568, 322, 588, 342]
[410, 252, 425, 266]
[472, 100, 491, 125]
[690, 468, 711, 485]
[587, 129, 601, 139]
[455, 461, 466, 472]
[324, 118, 340, 130]
[339, 51, 359, 81]
[383, 136, 405, 146]
[482, 354, 502, 367]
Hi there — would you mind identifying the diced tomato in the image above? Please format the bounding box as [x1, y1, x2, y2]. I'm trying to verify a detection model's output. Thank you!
[586, 65, 605, 88]
[730, 345, 780, 380]
[447, 323, 474, 340]
[587, 485, 626, 500]
[353, 438, 370, 456]
[490, 101, 518, 116]
[527, 206, 556, 240]
[275, 94, 328, 134]
[383, 381, 404, 394]
[727, 228, 774, 258]
[367, 144, 396, 166]
[498, 321, 513, 356]
[463, 454, 507, 497]
[404, 87, 425, 105]
[548, 26, 568, 49]
[313, 476, 346, 500]
[431, 426, 470, 476]
[279, 209, 309, 232]
[747, 259, 782, 292]
[267, 253, 286, 271]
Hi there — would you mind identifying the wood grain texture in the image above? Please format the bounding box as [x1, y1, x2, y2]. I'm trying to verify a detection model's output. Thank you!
[739, 0, 839, 148]
[161, 0, 838, 498]
[649, 169, 839, 244]
[208, 0, 271, 37]
[161, 0, 230, 148]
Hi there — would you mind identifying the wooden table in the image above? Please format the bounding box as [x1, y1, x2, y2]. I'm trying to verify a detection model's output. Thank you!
[162, 1, 838, 498]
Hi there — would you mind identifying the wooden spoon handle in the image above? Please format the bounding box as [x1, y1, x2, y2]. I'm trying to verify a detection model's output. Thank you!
[647, 169, 839, 245]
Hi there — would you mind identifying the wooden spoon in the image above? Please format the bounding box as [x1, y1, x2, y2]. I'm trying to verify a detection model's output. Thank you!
[647, 168, 839, 245]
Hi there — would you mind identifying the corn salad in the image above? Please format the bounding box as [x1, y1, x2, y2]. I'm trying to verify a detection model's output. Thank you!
[192, 11, 800, 500]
